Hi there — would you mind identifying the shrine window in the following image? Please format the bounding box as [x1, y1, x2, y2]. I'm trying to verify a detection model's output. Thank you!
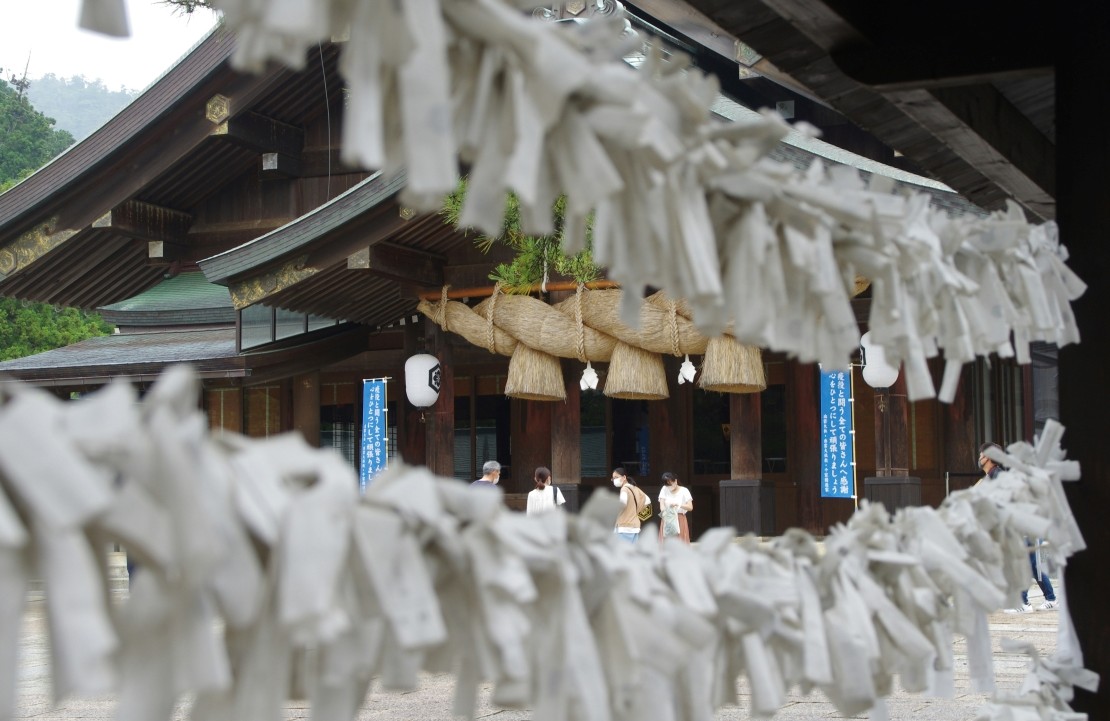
[238, 305, 340, 350]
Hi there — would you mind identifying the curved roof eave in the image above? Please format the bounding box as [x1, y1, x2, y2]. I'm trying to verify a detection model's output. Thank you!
[0, 27, 237, 240]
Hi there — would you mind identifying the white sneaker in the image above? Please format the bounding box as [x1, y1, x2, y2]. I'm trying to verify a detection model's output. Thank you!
[1004, 604, 1034, 614]
[1038, 600, 1058, 610]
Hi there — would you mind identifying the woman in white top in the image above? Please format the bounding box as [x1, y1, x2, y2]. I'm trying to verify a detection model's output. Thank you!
[657, 471, 693, 543]
[526, 466, 566, 516]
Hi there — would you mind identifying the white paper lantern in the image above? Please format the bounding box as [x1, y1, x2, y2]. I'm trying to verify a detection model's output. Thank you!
[405, 354, 442, 408]
[860, 332, 900, 388]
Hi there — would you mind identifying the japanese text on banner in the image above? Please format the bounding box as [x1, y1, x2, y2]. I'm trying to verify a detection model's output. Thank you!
[820, 369, 854, 499]
[360, 379, 388, 493]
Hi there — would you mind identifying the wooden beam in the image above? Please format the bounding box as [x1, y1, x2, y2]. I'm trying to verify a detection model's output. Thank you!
[299, 148, 368, 177]
[831, 42, 1052, 92]
[683, 0, 1057, 219]
[347, 242, 445, 287]
[884, 84, 1055, 218]
[210, 111, 304, 157]
[147, 240, 188, 265]
[187, 217, 296, 247]
[260, 151, 302, 179]
[92, 199, 192, 243]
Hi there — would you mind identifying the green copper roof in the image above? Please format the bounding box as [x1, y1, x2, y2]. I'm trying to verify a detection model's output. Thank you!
[100, 272, 233, 313]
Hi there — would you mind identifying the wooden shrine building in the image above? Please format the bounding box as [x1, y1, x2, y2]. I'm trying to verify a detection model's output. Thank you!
[0, 19, 1056, 543]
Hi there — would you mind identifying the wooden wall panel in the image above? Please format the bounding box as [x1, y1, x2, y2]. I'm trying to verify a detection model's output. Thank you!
[292, 371, 320, 446]
[205, 387, 243, 432]
[787, 361, 822, 532]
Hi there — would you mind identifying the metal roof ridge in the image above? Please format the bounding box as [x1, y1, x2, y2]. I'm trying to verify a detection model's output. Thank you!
[710, 96, 954, 192]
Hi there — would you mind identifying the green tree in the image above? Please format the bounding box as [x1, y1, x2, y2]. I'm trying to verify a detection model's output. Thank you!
[442, 180, 602, 289]
[0, 74, 111, 360]
[0, 300, 113, 361]
[0, 73, 75, 184]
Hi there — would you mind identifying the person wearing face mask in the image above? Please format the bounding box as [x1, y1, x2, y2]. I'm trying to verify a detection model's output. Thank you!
[657, 471, 693, 543]
[611, 467, 648, 542]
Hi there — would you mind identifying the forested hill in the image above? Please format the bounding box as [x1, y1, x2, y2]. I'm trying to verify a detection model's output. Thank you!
[25, 74, 137, 141]
[0, 76, 74, 191]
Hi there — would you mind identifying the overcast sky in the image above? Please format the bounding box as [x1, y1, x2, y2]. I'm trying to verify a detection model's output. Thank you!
[0, 0, 220, 91]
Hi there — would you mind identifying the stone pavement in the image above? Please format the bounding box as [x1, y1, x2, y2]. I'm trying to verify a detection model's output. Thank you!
[12, 583, 1061, 721]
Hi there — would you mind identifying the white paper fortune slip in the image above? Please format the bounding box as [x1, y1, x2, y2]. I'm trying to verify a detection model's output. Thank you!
[0, 363, 1098, 721]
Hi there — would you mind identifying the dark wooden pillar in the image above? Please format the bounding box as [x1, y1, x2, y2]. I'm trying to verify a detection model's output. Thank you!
[649, 356, 693, 482]
[730, 392, 762, 478]
[866, 372, 921, 512]
[1058, 8, 1110, 712]
[510, 399, 552, 495]
[721, 391, 774, 535]
[941, 363, 977, 495]
[292, 372, 320, 446]
[398, 322, 427, 466]
[552, 363, 582, 510]
[424, 319, 454, 477]
[787, 360, 822, 532]
[873, 373, 910, 476]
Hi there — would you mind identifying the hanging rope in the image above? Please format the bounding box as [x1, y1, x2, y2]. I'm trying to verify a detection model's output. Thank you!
[541, 245, 549, 294]
[574, 283, 587, 363]
[485, 282, 501, 354]
[436, 285, 451, 332]
[668, 300, 681, 358]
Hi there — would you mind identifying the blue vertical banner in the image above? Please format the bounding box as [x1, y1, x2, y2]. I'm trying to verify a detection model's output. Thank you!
[360, 378, 388, 493]
[820, 369, 855, 498]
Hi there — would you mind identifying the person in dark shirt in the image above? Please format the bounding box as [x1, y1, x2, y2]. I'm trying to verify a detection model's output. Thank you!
[979, 442, 1059, 613]
[471, 460, 501, 487]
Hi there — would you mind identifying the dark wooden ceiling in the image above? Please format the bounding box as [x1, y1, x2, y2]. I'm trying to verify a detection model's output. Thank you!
[660, 0, 1056, 220]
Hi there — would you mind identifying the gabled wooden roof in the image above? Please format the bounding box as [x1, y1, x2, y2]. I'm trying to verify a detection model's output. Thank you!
[0, 28, 342, 309]
[199, 170, 466, 327]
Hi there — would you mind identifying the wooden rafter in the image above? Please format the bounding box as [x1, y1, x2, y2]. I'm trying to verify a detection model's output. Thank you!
[683, 0, 1056, 219]
[347, 242, 445, 288]
[92, 200, 192, 242]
